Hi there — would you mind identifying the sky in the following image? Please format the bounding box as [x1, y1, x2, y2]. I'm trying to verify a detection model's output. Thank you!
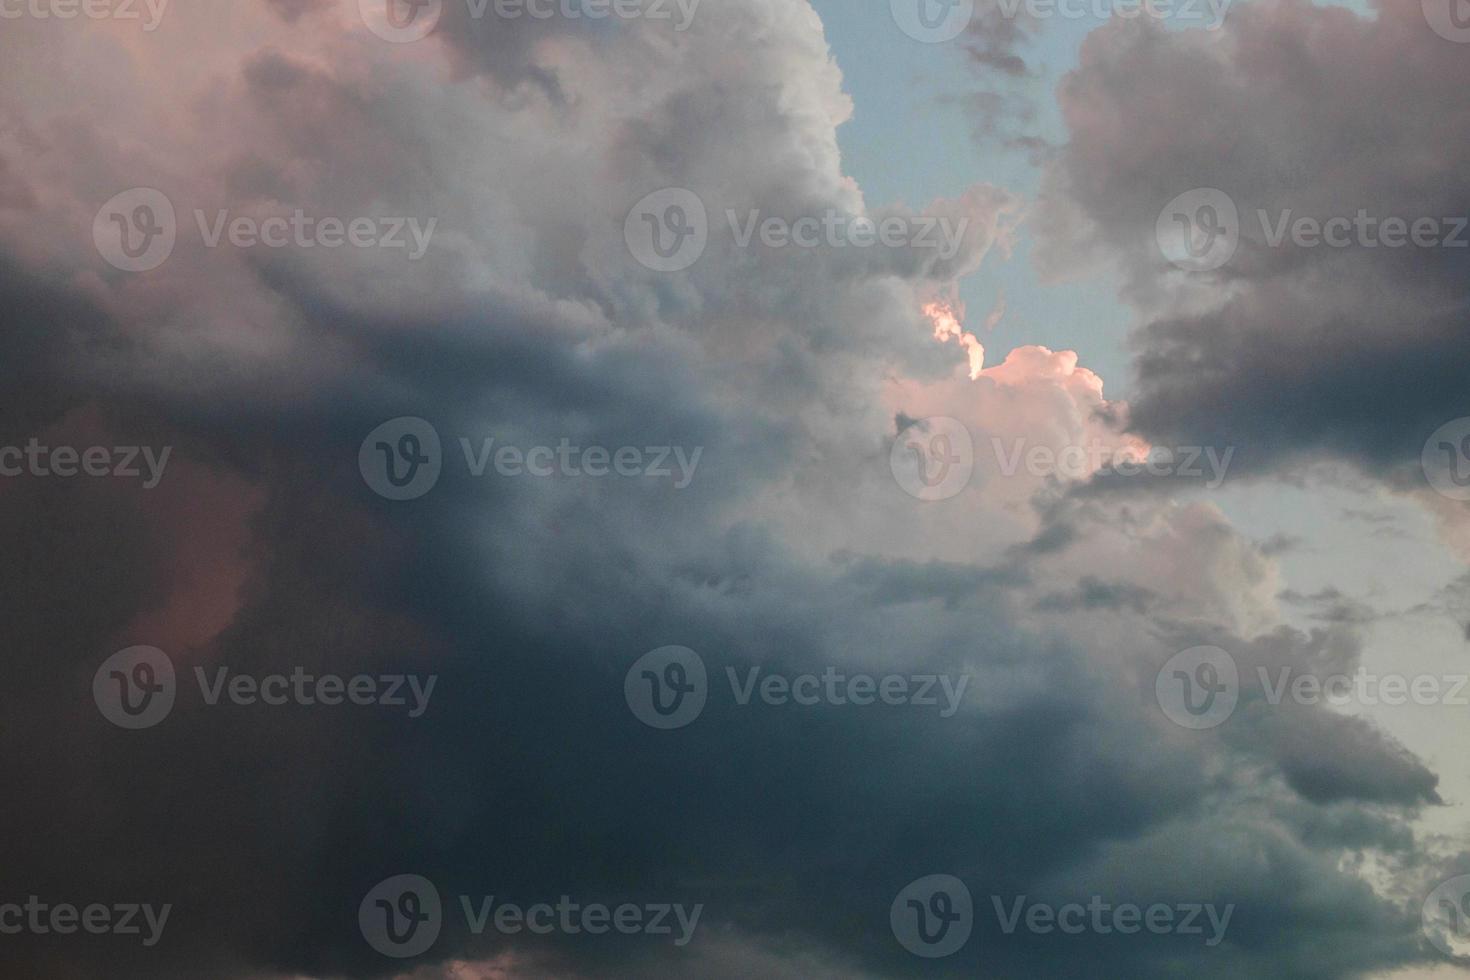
[2, 0, 1470, 977]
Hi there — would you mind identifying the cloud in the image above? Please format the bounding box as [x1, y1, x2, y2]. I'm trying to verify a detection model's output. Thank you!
[0, 1, 1456, 978]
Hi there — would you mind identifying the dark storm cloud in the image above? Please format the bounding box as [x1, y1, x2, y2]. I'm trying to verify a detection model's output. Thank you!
[1036, 0, 1470, 479]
